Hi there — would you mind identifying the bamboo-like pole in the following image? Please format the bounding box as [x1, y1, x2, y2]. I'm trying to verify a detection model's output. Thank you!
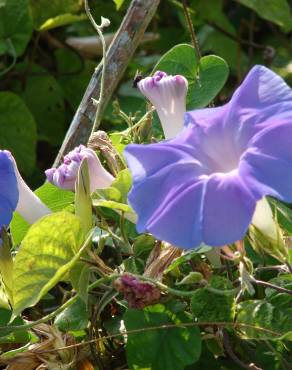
[54, 0, 160, 166]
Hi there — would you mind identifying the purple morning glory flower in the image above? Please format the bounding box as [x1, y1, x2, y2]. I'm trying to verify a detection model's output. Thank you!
[125, 65, 292, 249]
[45, 145, 114, 193]
[0, 150, 51, 229]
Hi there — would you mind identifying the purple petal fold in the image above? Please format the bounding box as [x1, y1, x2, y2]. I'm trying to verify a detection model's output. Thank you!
[240, 122, 292, 202]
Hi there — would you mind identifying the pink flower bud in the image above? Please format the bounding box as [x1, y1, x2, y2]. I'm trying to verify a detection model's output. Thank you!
[45, 145, 114, 193]
[138, 71, 188, 139]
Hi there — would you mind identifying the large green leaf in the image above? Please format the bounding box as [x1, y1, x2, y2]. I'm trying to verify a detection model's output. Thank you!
[237, 299, 292, 340]
[124, 304, 202, 370]
[12, 212, 84, 316]
[0, 313, 32, 342]
[11, 182, 74, 245]
[154, 44, 197, 79]
[0, 92, 36, 175]
[191, 276, 235, 322]
[237, 279, 292, 340]
[153, 44, 229, 110]
[190, 55, 229, 108]
[235, 0, 292, 33]
[0, 0, 33, 56]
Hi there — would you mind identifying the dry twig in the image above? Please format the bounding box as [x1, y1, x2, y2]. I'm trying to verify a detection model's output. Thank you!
[54, 0, 160, 167]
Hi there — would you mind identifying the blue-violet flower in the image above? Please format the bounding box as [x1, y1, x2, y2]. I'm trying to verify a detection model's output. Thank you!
[125, 65, 292, 249]
[0, 150, 51, 229]
[45, 145, 114, 193]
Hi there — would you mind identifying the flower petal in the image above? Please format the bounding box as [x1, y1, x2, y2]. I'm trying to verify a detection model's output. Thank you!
[240, 122, 292, 202]
[125, 135, 206, 248]
[0, 151, 19, 227]
[128, 163, 205, 248]
[144, 180, 205, 248]
[202, 172, 256, 246]
[124, 127, 206, 183]
[186, 65, 292, 152]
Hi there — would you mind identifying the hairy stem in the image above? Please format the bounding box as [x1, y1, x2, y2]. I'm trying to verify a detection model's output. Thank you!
[35, 321, 281, 354]
[181, 0, 201, 59]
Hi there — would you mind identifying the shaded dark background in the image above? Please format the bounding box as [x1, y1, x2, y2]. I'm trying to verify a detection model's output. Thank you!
[0, 0, 291, 187]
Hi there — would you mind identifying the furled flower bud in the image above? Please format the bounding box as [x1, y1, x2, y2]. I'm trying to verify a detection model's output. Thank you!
[138, 71, 188, 139]
[114, 274, 161, 309]
[45, 145, 114, 193]
[0, 150, 51, 226]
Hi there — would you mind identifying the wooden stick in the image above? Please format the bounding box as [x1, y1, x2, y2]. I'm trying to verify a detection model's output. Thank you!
[54, 0, 160, 167]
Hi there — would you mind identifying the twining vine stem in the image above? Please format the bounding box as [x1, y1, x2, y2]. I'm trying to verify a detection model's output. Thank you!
[84, 0, 108, 136]
[35, 321, 280, 354]
[181, 0, 201, 59]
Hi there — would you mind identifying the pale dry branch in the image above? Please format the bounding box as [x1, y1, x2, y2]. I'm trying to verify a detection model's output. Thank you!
[54, 0, 160, 167]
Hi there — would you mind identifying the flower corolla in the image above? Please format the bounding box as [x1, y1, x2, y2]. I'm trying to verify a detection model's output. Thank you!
[125, 65, 292, 249]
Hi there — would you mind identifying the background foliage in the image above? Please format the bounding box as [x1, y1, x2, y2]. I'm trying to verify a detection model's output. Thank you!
[1, 0, 292, 187]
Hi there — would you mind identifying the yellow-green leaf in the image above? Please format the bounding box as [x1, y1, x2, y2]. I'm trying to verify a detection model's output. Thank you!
[12, 212, 84, 316]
